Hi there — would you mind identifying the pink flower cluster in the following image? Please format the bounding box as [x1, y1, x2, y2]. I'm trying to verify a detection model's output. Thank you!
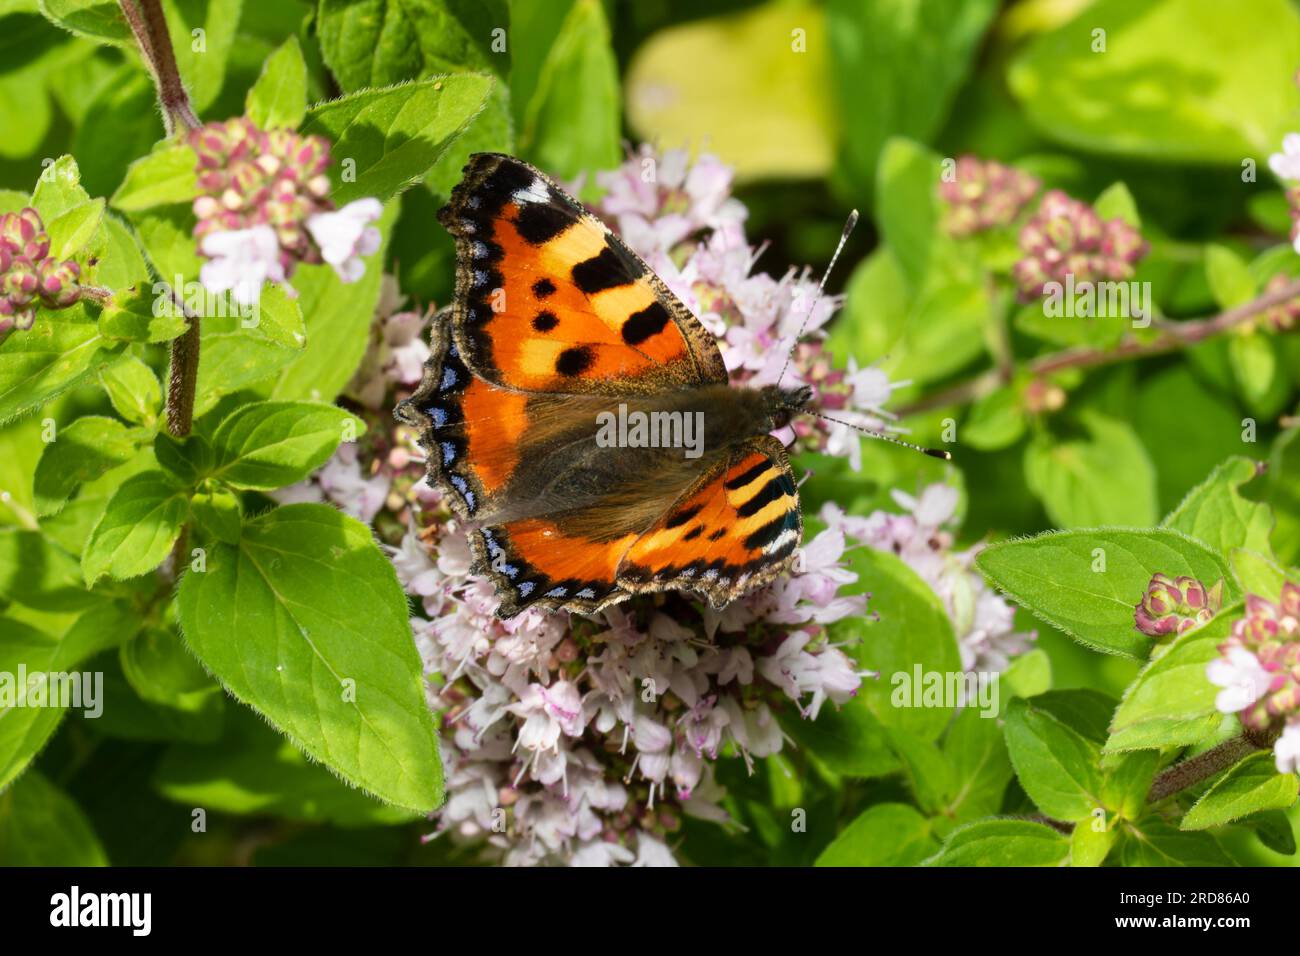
[1012, 189, 1148, 302]
[1207, 582, 1300, 773]
[937, 156, 1040, 238]
[0, 207, 81, 339]
[189, 117, 382, 305]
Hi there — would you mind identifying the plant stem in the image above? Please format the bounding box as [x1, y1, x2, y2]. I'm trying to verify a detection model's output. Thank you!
[896, 276, 1300, 417]
[118, 0, 199, 135]
[1146, 729, 1277, 804]
[165, 290, 200, 437]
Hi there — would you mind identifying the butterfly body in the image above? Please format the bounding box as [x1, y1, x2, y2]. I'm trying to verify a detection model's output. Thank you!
[397, 154, 807, 618]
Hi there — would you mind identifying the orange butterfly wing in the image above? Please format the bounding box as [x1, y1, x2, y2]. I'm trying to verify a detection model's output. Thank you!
[617, 436, 802, 608]
[436, 153, 727, 394]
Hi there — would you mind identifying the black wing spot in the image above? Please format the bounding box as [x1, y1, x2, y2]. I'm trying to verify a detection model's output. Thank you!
[682, 526, 703, 542]
[482, 162, 535, 205]
[532, 311, 559, 332]
[708, 528, 726, 541]
[622, 301, 671, 345]
[532, 278, 556, 299]
[556, 346, 595, 376]
[514, 203, 572, 245]
[665, 505, 702, 529]
[572, 245, 640, 295]
[725, 460, 770, 491]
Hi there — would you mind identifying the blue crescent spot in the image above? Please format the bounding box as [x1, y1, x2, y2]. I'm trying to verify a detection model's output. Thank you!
[430, 406, 447, 428]
[545, 586, 568, 598]
[576, 587, 596, 600]
[517, 581, 535, 597]
[441, 441, 456, 465]
[440, 367, 457, 391]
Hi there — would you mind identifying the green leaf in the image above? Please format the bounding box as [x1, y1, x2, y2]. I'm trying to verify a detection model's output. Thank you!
[98, 287, 190, 344]
[1244, 809, 1297, 855]
[317, 0, 509, 91]
[119, 625, 217, 710]
[190, 485, 241, 544]
[926, 818, 1070, 866]
[165, 0, 241, 111]
[1182, 753, 1299, 830]
[0, 309, 121, 424]
[93, 652, 224, 744]
[193, 333, 299, 416]
[154, 707, 418, 826]
[1162, 456, 1273, 557]
[38, 0, 131, 44]
[1229, 333, 1287, 420]
[886, 726, 955, 814]
[1070, 820, 1117, 867]
[1230, 548, 1289, 602]
[0, 530, 99, 612]
[210, 400, 363, 490]
[32, 415, 137, 516]
[0, 771, 107, 865]
[1093, 182, 1141, 227]
[98, 353, 162, 428]
[1205, 245, 1257, 310]
[302, 73, 494, 206]
[1000, 647, 1052, 703]
[153, 431, 213, 484]
[45, 197, 104, 259]
[0, 602, 134, 790]
[31, 154, 91, 221]
[1106, 610, 1238, 752]
[246, 35, 308, 129]
[943, 706, 1014, 822]
[177, 503, 443, 811]
[875, 137, 941, 289]
[109, 144, 199, 212]
[1101, 749, 1160, 821]
[1120, 817, 1234, 866]
[1004, 696, 1105, 822]
[962, 386, 1026, 452]
[778, 696, 898, 779]
[976, 528, 1237, 658]
[517, 0, 619, 183]
[269, 201, 397, 402]
[82, 470, 188, 585]
[622, 0, 831, 183]
[1268, 427, 1300, 565]
[832, 547, 960, 739]
[815, 803, 937, 866]
[827, 0, 998, 199]
[1007, 0, 1300, 163]
[1024, 413, 1158, 528]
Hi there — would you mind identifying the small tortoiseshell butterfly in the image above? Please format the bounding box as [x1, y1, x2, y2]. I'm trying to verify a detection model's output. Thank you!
[396, 153, 939, 619]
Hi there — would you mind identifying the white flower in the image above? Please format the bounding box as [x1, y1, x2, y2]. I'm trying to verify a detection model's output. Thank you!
[509, 681, 584, 752]
[570, 840, 636, 867]
[306, 197, 383, 282]
[633, 833, 679, 867]
[388, 528, 440, 597]
[1273, 719, 1300, 774]
[199, 224, 285, 306]
[1269, 133, 1300, 182]
[317, 446, 390, 523]
[1206, 645, 1273, 714]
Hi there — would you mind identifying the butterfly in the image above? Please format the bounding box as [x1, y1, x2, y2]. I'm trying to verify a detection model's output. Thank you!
[397, 154, 846, 619]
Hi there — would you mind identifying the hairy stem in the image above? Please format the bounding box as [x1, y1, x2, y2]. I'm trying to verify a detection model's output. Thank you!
[165, 292, 201, 437]
[1146, 729, 1278, 804]
[119, 0, 199, 134]
[897, 276, 1300, 417]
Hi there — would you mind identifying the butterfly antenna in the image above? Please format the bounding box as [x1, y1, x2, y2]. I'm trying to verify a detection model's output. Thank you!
[777, 210, 859, 388]
[812, 410, 952, 461]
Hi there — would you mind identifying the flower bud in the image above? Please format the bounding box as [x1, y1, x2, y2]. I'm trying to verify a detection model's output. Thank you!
[1135, 573, 1223, 636]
